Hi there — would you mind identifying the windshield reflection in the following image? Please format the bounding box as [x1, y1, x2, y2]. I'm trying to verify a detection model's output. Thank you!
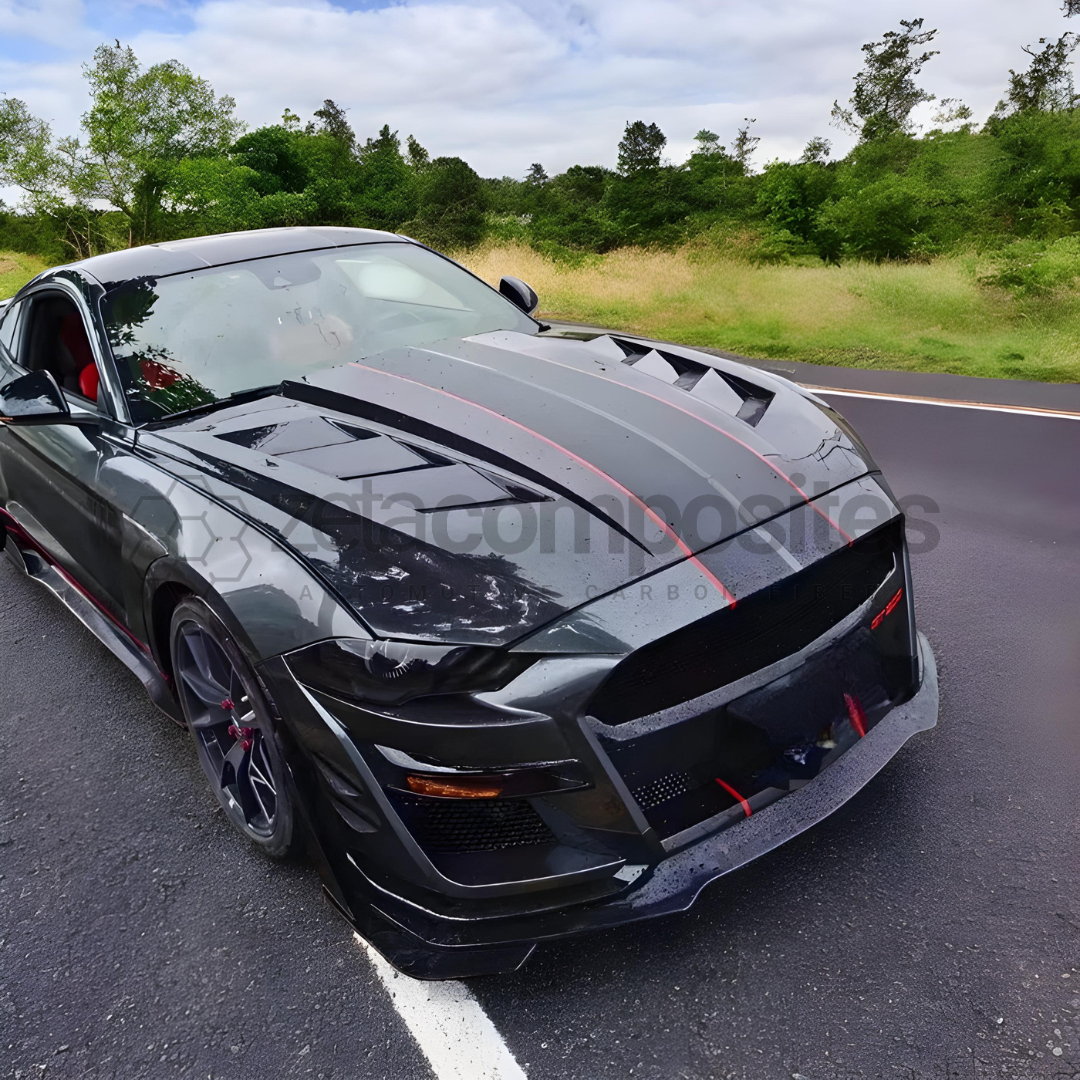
[102, 242, 536, 423]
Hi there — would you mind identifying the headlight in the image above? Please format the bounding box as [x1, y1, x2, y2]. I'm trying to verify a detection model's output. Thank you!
[285, 638, 538, 707]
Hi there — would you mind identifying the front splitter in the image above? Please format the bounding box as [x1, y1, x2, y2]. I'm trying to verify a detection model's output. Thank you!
[335, 633, 939, 978]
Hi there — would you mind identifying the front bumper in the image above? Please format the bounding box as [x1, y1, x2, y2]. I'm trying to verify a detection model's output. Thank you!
[300, 632, 938, 978]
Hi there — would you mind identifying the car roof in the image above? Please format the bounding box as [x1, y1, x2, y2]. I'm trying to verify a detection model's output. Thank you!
[69, 226, 407, 286]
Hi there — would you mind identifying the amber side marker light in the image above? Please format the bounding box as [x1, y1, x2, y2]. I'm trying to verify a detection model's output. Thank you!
[406, 775, 505, 799]
[871, 587, 904, 630]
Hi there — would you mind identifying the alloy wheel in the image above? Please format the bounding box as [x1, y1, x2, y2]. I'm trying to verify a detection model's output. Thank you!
[174, 622, 279, 839]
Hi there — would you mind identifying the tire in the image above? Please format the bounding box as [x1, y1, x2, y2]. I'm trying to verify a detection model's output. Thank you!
[169, 595, 302, 859]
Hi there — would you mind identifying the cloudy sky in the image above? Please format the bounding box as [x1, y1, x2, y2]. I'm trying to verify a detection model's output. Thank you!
[0, 0, 1075, 179]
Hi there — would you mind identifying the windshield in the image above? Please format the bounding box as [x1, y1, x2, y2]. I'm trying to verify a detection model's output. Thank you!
[101, 242, 537, 423]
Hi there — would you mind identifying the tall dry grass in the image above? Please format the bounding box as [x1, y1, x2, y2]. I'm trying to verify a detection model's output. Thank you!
[461, 242, 1080, 382]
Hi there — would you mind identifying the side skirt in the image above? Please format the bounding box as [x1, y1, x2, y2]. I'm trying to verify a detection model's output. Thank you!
[3, 528, 183, 724]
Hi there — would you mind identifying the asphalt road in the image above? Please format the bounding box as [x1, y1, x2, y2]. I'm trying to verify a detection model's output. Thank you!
[2, 387, 1079, 1080]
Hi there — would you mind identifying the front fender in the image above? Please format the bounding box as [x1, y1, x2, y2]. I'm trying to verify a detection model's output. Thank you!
[113, 452, 371, 667]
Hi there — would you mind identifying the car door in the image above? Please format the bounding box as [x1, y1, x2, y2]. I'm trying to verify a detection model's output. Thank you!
[0, 276, 133, 621]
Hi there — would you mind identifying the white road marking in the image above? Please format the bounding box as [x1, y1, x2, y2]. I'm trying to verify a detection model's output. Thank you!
[806, 385, 1080, 421]
[355, 934, 528, 1080]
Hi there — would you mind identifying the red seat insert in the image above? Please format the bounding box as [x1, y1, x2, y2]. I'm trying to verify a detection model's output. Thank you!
[60, 313, 98, 401]
[79, 363, 99, 400]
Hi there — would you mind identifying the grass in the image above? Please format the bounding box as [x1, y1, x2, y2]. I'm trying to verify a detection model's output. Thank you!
[462, 243, 1080, 383]
[0, 251, 49, 300]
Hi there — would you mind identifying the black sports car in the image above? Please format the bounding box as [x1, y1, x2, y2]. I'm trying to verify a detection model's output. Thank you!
[0, 227, 937, 978]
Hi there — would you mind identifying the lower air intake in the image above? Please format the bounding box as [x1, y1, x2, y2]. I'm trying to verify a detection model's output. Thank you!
[393, 796, 556, 854]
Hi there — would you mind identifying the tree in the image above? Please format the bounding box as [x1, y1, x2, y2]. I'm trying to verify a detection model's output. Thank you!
[991, 35, 1079, 119]
[0, 96, 54, 199]
[525, 162, 548, 185]
[407, 156, 487, 249]
[732, 118, 759, 168]
[80, 44, 243, 242]
[832, 18, 939, 142]
[800, 136, 832, 164]
[693, 130, 724, 156]
[930, 98, 974, 130]
[1066, 0, 1080, 15]
[757, 159, 839, 256]
[617, 120, 665, 174]
[354, 123, 417, 231]
[0, 96, 100, 256]
[406, 135, 429, 170]
[231, 126, 308, 193]
[363, 123, 399, 158]
[309, 98, 355, 148]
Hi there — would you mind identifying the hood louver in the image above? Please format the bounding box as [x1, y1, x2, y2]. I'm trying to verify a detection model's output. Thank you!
[609, 337, 774, 427]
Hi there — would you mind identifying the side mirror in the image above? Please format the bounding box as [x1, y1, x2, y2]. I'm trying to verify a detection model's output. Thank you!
[499, 276, 539, 316]
[0, 370, 73, 424]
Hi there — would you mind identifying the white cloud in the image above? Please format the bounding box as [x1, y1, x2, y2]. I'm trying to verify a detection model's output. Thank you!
[0, 0, 1075, 180]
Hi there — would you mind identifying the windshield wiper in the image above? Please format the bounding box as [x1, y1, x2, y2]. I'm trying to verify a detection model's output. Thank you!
[148, 383, 284, 427]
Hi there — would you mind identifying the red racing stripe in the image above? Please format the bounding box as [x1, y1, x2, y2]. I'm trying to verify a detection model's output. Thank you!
[348, 361, 737, 605]
[518, 350, 854, 545]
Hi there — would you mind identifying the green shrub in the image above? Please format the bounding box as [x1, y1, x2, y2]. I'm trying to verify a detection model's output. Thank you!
[818, 174, 935, 260]
[979, 235, 1080, 294]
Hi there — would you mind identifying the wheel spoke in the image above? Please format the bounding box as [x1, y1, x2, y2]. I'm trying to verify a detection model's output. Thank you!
[247, 768, 273, 825]
[251, 740, 277, 797]
[220, 738, 247, 791]
[253, 743, 278, 794]
[183, 630, 217, 683]
[179, 666, 230, 711]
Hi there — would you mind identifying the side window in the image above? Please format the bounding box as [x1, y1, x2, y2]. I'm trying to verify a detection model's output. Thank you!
[23, 293, 103, 408]
[0, 300, 24, 361]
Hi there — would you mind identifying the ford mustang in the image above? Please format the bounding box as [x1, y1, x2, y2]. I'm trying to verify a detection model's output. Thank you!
[0, 227, 938, 978]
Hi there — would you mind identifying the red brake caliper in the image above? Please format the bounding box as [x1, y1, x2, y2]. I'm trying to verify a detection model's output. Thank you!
[222, 698, 254, 750]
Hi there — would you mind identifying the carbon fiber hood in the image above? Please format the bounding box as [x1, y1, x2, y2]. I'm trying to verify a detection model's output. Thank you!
[146, 330, 878, 645]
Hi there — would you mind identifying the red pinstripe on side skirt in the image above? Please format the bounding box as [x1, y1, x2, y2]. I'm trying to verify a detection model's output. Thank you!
[348, 361, 737, 606]
[0, 508, 155, 658]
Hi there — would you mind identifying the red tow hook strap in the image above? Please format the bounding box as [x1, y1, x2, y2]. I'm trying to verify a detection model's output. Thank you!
[715, 778, 752, 817]
[844, 692, 868, 738]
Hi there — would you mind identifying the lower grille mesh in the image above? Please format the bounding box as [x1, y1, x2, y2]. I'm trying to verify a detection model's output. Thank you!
[393, 797, 556, 854]
[632, 772, 693, 811]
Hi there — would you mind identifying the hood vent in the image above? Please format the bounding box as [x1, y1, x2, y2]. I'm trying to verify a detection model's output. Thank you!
[214, 415, 548, 511]
[609, 337, 774, 427]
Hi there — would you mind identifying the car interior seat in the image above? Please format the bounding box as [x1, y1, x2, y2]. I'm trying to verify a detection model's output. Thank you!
[25, 297, 102, 406]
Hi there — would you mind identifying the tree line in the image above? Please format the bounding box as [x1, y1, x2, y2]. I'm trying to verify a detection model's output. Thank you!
[2, 8, 1080, 273]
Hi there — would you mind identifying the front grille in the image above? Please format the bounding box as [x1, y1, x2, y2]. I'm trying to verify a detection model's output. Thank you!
[588, 521, 899, 725]
[608, 627, 898, 840]
[391, 796, 556, 854]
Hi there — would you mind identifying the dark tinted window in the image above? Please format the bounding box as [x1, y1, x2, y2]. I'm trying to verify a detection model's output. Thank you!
[101, 242, 536, 423]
